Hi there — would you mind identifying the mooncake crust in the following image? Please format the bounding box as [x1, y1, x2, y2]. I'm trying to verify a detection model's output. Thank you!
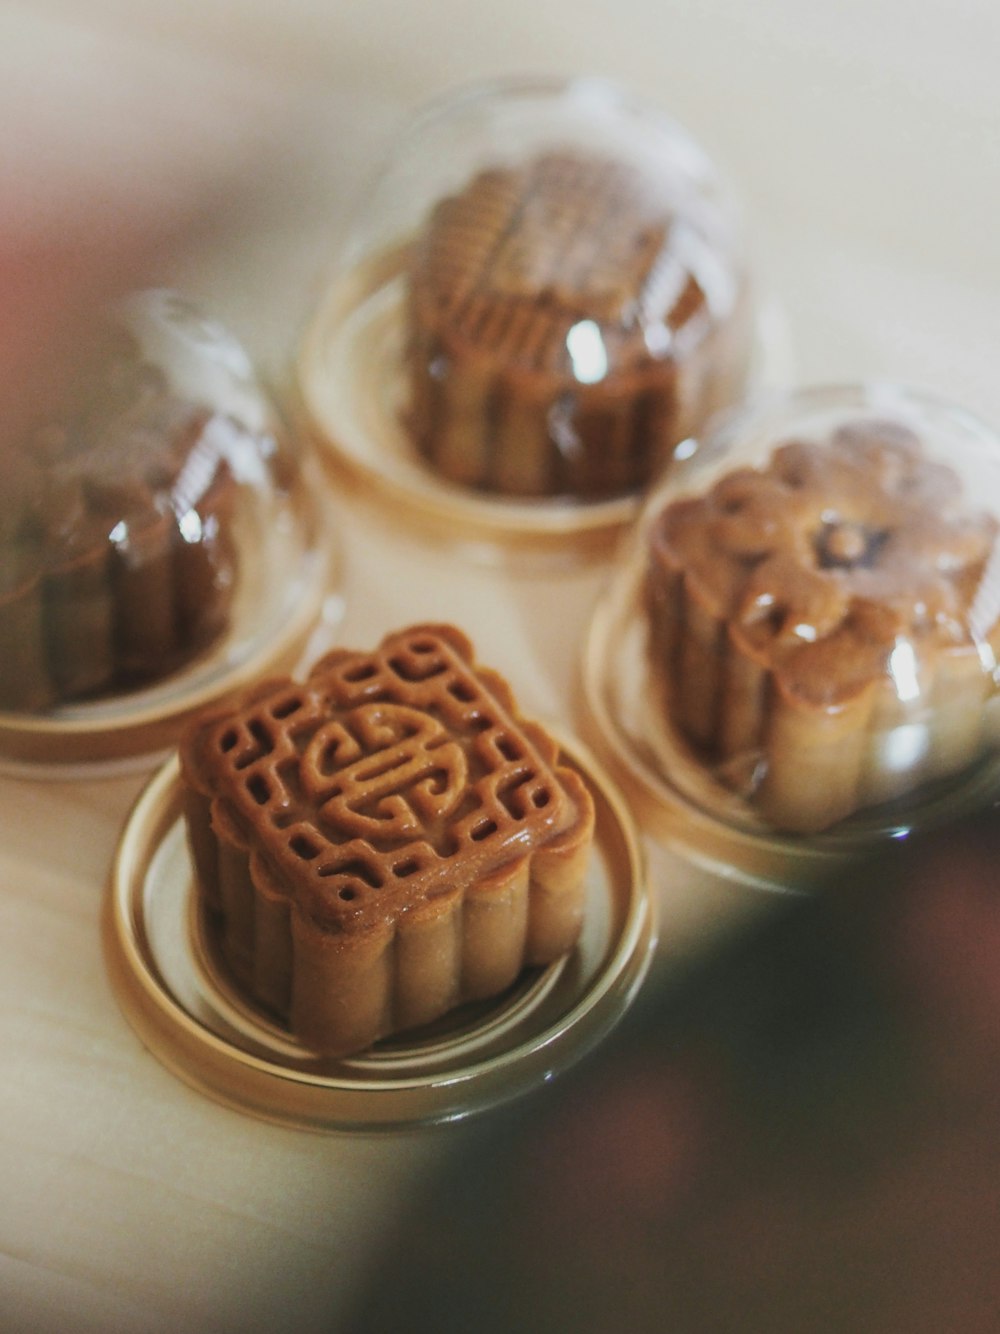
[646, 419, 1000, 832]
[406, 151, 751, 499]
[0, 327, 242, 711]
[180, 623, 595, 1054]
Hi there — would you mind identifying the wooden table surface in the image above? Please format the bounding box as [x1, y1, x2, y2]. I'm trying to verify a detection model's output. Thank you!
[3, 2, 999, 1330]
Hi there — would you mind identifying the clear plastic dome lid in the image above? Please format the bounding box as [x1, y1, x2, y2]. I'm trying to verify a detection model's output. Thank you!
[0, 289, 340, 770]
[298, 76, 770, 555]
[585, 384, 1000, 882]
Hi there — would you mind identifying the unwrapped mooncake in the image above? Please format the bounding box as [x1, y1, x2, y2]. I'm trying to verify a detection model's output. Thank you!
[180, 624, 595, 1056]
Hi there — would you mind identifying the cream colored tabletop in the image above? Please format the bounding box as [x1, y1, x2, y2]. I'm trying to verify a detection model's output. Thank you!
[2, 2, 1000, 1331]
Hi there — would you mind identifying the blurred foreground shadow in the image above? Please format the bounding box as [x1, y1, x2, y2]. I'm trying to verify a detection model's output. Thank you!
[345, 804, 1000, 1333]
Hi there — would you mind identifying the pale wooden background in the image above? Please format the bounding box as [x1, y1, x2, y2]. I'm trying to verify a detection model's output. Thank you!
[2, 2, 998, 1330]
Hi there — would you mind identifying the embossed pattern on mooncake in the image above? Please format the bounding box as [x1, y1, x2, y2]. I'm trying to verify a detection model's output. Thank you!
[180, 624, 594, 1055]
[646, 420, 1000, 833]
[406, 151, 751, 499]
[422, 154, 680, 369]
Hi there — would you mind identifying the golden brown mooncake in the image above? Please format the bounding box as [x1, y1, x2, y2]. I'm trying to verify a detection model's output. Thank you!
[405, 150, 752, 500]
[645, 419, 1000, 833]
[179, 624, 595, 1056]
[0, 326, 241, 712]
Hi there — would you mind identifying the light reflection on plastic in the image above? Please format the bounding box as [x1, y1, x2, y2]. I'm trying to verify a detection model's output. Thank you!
[643, 320, 673, 357]
[178, 509, 204, 544]
[888, 637, 921, 703]
[566, 320, 608, 385]
[881, 722, 930, 773]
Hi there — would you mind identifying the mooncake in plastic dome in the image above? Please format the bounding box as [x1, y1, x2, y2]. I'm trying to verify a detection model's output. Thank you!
[298, 76, 759, 549]
[586, 385, 1000, 861]
[401, 81, 754, 500]
[0, 290, 293, 716]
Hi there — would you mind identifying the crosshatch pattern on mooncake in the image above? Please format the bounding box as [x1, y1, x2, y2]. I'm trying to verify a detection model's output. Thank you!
[415, 153, 703, 371]
[197, 625, 578, 927]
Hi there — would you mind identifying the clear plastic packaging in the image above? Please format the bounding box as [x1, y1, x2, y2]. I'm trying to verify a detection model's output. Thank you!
[0, 289, 341, 769]
[104, 729, 655, 1129]
[584, 384, 1000, 882]
[298, 76, 769, 553]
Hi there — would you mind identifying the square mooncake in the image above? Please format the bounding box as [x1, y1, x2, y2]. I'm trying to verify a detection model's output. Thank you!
[406, 151, 752, 499]
[180, 624, 595, 1055]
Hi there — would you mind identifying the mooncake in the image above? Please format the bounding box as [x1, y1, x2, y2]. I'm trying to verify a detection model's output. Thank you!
[180, 624, 595, 1055]
[646, 418, 1000, 832]
[0, 319, 243, 711]
[406, 151, 751, 499]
